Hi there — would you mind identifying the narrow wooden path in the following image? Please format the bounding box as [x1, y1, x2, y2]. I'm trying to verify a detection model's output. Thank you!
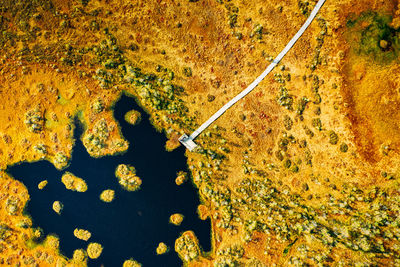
[180, 0, 327, 151]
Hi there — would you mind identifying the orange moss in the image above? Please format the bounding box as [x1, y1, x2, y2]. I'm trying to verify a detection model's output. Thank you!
[0, 0, 399, 266]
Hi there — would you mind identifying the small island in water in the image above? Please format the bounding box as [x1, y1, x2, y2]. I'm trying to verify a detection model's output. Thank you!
[7, 96, 211, 266]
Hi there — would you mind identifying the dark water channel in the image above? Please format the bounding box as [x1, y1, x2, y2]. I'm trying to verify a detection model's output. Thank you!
[7, 94, 211, 266]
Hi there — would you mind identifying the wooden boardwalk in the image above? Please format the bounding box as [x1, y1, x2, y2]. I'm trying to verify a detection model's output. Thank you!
[180, 0, 327, 151]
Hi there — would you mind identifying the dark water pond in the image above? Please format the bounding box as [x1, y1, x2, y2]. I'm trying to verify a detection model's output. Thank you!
[7, 94, 210, 266]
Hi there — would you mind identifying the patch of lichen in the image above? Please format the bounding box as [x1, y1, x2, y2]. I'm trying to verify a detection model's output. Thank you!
[347, 11, 400, 64]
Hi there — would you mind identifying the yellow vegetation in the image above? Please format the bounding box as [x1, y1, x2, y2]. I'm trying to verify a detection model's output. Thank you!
[86, 243, 103, 259]
[115, 164, 142, 192]
[124, 110, 141, 125]
[52, 201, 63, 215]
[0, 0, 399, 266]
[73, 228, 91, 241]
[175, 231, 200, 263]
[169, 213, 184, 226]
[100, 189, 115, 202]
[175, 172, 188, 186]
[72, 249, 87, 265]
[156, 242, 169, 255]
[61, 172, 88, 192]
[45, 235, 60, 251]
[123, 259, 142, 267]
[37, 180, 48, 190]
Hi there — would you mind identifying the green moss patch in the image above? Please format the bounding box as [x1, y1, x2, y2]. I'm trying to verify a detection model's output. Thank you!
[347, 11, 400, 64]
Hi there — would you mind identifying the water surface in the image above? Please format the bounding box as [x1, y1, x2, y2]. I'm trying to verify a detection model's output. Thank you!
[8, 94, 211, 266]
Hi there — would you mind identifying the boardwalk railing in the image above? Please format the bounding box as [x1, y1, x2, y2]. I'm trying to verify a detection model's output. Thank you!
[180, 0, 326, 151]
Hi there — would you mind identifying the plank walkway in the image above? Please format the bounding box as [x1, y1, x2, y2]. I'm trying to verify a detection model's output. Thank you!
[180, 0, 327, 151]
